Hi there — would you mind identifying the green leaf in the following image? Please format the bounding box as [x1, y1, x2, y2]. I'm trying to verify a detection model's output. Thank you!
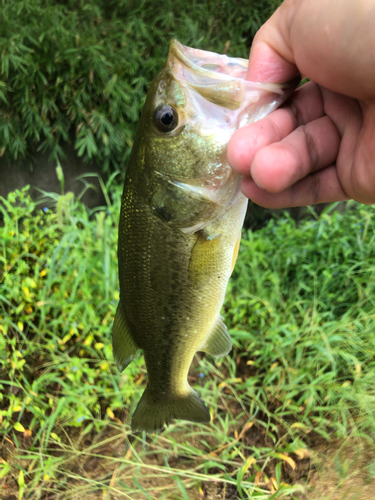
[14, 422, 25, 432]
[18, 469, 25, 500]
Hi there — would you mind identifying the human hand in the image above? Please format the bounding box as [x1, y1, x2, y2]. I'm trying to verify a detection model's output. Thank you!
[227, 0, 375, 208]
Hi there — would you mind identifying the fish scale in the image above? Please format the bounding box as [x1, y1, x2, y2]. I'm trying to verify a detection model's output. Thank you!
[112, 40, 297, 432]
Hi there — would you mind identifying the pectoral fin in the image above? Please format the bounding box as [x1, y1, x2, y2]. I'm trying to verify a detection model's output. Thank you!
[188, 230, 222, 287]
[112, 302, 139, 372]
[200, 316, 232, 358]
[231, 233, 241, 274]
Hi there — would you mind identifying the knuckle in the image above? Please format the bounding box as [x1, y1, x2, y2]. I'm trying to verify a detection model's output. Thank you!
[310, 172, 321, 205]
[288, 100, 304, 127]
[268, 117, 284, 142]
[303, 126, 320, 171]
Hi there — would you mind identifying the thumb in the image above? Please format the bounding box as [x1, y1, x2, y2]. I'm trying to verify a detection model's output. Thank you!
[246, 1, 300, 83]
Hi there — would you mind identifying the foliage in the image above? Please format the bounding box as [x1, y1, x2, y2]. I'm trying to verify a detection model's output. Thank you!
[0, 0, 282, 172]
[226, 203, 375, 437]
[1, 187, 375, 498]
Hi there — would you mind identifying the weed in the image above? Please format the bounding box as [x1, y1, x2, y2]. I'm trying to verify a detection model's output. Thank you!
[0, 188, 374, 498]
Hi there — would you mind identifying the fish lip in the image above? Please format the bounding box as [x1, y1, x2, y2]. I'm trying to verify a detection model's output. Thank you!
[167, 39, 299, 91]
[168, 39, 245, 82]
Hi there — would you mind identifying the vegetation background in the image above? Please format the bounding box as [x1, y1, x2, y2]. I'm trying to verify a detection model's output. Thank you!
[1, 1, 375, 499]
[0, 0, 280, 172]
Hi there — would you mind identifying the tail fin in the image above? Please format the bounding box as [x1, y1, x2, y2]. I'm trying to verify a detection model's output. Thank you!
[131, 386, 210, 432]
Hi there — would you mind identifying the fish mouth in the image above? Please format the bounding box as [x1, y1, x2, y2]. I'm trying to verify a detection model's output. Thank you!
[165, 40, 298, 128]
[168, 39, 250, 83]
[168, 39, 300, 90]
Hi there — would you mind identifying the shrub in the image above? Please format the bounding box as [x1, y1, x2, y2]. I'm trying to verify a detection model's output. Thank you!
[0, 0, 282, 173]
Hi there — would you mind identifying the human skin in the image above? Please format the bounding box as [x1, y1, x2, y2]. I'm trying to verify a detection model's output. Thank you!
[227, 0, 375, 208]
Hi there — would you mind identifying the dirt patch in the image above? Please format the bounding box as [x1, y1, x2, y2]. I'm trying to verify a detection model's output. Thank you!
[193, 435, 375, 500]
[304, 438, 375, 500]
[2, 422, 375, 499]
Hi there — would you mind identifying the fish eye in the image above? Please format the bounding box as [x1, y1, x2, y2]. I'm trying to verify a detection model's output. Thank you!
[154, 105, 178, 133]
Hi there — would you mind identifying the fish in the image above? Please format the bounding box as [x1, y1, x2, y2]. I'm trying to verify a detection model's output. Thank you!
[113, 40, 297, 433]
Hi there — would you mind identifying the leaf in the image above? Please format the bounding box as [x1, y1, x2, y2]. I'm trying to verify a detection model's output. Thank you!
[0, 461, 10, 478]
[50, 433, 61, 442]
[243, 456, 256, 473]
[275, 462, 282, 487]
[106, 407, 115, 420]
[237, 456, 256, 497]
[18, 469, 25, 500]
[290, 422, 309, 431]
[173, 475, 190, 500]
[294, 448, 311, 460]
[273, 453, 296, 470]
[14, 422, 25, 432]
[270, 477, 278, 491]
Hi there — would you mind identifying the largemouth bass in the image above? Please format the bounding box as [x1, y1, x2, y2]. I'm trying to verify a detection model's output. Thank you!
[113, 40, 297, 432]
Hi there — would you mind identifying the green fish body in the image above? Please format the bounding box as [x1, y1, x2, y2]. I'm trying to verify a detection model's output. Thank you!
[113, 40, 296, 432]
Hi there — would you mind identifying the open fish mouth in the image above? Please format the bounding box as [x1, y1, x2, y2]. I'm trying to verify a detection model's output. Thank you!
[164, 40, 297, 132]
[168, 39, 250, 83]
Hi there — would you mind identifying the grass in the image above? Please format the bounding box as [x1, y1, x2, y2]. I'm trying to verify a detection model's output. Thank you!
[0, 185, 375, 499]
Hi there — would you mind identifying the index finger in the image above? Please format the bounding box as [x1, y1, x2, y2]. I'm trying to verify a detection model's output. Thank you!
[227, 82, 325, 175]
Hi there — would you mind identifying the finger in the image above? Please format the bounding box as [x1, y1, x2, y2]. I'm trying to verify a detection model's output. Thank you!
[247, 0, 375, 101]
[240, 165, 348, 208]
[246, 2, 298, 84]
[251, 115, 341, 193]
[228, 82, 325, 175]
[341, 103, 375, 205]
[247, 40, 299, 83]
[227, 108, 296, 176]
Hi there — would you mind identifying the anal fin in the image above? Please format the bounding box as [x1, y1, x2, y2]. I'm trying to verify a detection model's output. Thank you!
[199, 316, 232, 358]
[112, 302, 139, 372]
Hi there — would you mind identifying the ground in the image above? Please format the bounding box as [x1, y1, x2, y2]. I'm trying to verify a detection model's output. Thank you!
[2, 425, 375, 499]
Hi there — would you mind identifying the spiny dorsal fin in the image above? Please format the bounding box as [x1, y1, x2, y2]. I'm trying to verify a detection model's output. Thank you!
[112, 302, 139, 372]
[199, 316, 232, 358]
